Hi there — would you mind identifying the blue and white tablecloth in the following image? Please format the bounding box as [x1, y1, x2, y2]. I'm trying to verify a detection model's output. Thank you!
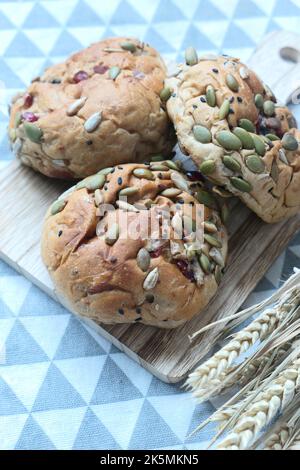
[1, 0, 300, 450]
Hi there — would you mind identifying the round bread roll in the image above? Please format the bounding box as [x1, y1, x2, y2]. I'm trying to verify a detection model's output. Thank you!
[165, 52, 300, 223]
[41, 161, 228, 328]
[8, 37, 175, 179]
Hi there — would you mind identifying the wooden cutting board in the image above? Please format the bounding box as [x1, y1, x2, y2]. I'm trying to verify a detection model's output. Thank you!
[1, 31, 300, 383]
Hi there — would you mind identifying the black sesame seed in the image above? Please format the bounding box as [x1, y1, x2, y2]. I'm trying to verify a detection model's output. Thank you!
[117, 177, 122, 185]
[118, 308, 124, 315]
[110, 257, 117, 264]
[135, 317, 142, 322]
[117, 166, 123, 170]
[192, 104, 197, 109]
[212, 68, 219, 73]
[145, 294, 154, 303]
[200, 97, 206, 103]
[104, 186, 108, 191]
[51, 78, 61, 84]
[136, 307, 142, 314]
[229, 97, 234, 103]
[86, 140, 93, 145]
[177, 198, 184, 204]
[229, 108, 235, 114]
[237, 96, 243, 103]
[172, 93, 176, 98]
[110, 168, 115, 173]
[58, 230, 63, 237]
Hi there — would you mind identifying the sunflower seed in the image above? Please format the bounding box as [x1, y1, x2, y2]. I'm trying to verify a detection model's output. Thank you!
[282, 133, 299, 151]
[185, 47, 198, 66]
[239, 119, 255, 133]
[199, 253, 211, 274]
[50, 199, 66, 216]
[252, 134, 266, 156]
[221, 203, 230, 224]
[230, 176, 252, 192]
[24, 122, 43, 143]
[165, 160, 178, 170]
[98, 167, 113, 176]
[270, 160, 279, 183]
[160, 188, 182, 198]
[137, 248, 151, 272]
[245, 154, 265, 174]
[105, 223, 120, 245]
[214, 265, 223, 285]
[279, 149, 289, 165]
[219, 99, 230, 120]
[204, 234, 222, 248]
[109, 66, 121, 80]
[216, 131, 242, 151]
[233, 127, 254, 150]
[223, 155, 241, 172]
[196, 189, 217, 209]
[193, 125, 212, 144]
[160, 87, 172, 102]
[76, 174, 106, 191]
[133, 168, 155, 180]
[120, 41, 137, 53]
[171, 212, 183, 234]
[209, 247, 225, 267]
[226, 73, 239, 92]
[143, 267, 159, 290]
[254, 94, 264, 109]
[204, 221, 218, 233]
[199, 160, 216, 175]
[239, 67, 249, 79]
[206, 85, 216, 107]
[94, 189, 104, 206]
[66, 96, 87, 116]
[84, 112, 102, 133]
[119, 187, 139, 197]
[116, 200, 139, 212]
[266, 133, 280, 141]
[150, 164, 169, 171]
[170, 171, 190, 192]
[263, 100, 275, 117]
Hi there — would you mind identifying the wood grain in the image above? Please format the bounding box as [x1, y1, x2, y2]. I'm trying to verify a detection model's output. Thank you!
[1, 159, 300, 382]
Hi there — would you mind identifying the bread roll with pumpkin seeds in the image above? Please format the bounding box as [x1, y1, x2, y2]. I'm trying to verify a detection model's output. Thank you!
[165, 51, 300, 223]
[8, 37, 175, 180]
[41, 161, 228, 328]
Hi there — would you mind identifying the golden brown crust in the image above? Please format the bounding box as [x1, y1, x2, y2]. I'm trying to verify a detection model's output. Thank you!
[41, 162, 228, 328]
[165, 55, 300, 223]
[9, 37, 175, 179]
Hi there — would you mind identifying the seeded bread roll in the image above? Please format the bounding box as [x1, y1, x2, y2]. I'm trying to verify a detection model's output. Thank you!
[8, 37, 175, 179]
[165, 52, 300, 223]
[41, 161, 228, 328]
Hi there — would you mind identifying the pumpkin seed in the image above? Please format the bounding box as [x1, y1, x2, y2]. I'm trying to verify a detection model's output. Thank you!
[199, 159, 216, 175]
[252, 134, 266, 156]
[264, 100, 275, 117]
[282, 133, 299, 151]
[66, 96, 87, 116]
[254, 94, 264, 109]
[239, 67, 249, 79]
[151, 155, 164, 162]
[219, 99, 230, 120]
[160, 188, 182, 198]
[143, 267, 159, 290]
[50, 199, 67, 216]
[199, 253, 211, 274]
[165, 160, 178, 170]
[24, 122, 43, 143]
[196, 189, 217, 209]
[116, 200, 139, 212]
[133, 168, 155, 180]
[221, 203, 229, 224]
[109, 66, 121, 80]
[204, 234, 222, 248]
[245, 154, 265, 174]
[150, 164, 169, 171]
[160, 87, 172, 102]
[120, 41, 137, 53]
[226, 73, 239, 92]
[193, 125, 212, 144]
[239, 119, 255, 133]
[105, 223, 120, 245]
[266, 133, 280, 141]
[170, 171, 190, 192]
[77, 174, 106, 191]
[270, 160, 279, 182]
[209, 248, 225, 267]
[206, 85, 216, 107]
[233, 127, 254, 149]
[279, 149, 289, 165]
[98, 167, 113, 175]
[216, 131, 242, 151]
[230, 176, 252, 193]
[137, 248, 151, 272]
[185, 47, 198, 66]
[119, 187, 139, 197]
[223, 155, 241, 172]
[84, 112, 102, 133]
[94, 189, 104, 206]
[214, 265, 223, 285]
[204, 221, 218, 233]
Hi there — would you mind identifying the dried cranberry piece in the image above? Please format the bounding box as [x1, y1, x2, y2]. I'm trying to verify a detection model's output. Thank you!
[186, 171, 205, 182]
[21, 112, 38, 122]
[93, 64, 109, 74]
[73, 71, 89, 83]
[175, 260, 195, 282]
[23, 93, 33, 108]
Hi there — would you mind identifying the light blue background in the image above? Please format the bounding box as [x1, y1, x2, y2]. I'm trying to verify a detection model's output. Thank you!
[1, 0, 300, 450]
